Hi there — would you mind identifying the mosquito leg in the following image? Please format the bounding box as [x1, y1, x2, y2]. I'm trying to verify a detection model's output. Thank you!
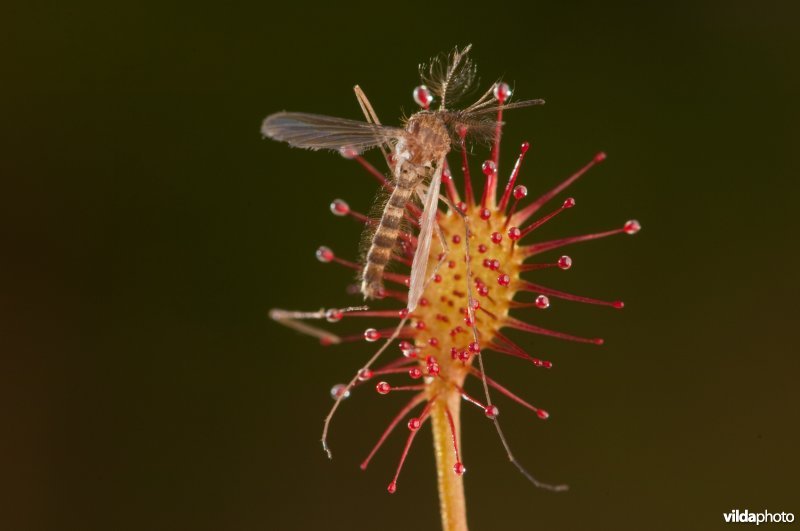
[273, 306, 413, 459]
[323, 179, 444, 458]
[354, 84, 391, 164]
[354, 85, 383, 126]
[269, 306, 368, 344]
[463, 81, 499, 113]
[441, 197, 568, 492]
[322, 316, 410, 459]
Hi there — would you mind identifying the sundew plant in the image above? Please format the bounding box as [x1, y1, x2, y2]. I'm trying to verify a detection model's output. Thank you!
[265, 46, 640, 531]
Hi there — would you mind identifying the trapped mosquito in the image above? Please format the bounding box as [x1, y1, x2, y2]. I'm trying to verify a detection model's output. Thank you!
[261, 44, 543, 312]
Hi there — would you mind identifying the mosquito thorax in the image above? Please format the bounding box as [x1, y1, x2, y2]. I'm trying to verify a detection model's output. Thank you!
[403, 112, 452, 165]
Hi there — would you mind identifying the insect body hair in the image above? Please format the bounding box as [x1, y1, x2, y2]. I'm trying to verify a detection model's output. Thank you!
[360, 161, 426, 299]
[358, 186, 412, 276]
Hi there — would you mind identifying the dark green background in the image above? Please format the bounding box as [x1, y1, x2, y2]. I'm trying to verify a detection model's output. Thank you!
[4, 1, 799, 530]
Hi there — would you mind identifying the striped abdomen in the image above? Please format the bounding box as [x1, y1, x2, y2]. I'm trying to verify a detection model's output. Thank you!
[361, 163, 421, 299]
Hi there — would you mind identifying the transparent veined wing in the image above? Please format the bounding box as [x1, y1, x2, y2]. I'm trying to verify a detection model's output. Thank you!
[464, 99, 546, 115]
[407, 161, 444, 312]
[262, 112, 404, 153]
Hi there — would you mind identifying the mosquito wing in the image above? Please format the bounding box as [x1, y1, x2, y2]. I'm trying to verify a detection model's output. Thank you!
[262, 112, 404, 153]
[464, 99, 546, 115]
[407, 161, 444, 312]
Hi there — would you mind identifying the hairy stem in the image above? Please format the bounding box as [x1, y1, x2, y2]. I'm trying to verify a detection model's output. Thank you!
[431, 389, 468, 531]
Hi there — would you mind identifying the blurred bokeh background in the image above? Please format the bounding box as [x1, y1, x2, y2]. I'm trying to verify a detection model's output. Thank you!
[3, 1, 799, 530]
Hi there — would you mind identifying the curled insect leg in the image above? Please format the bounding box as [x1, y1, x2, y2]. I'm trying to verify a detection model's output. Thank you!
[271, 306, 414, 459]
[321, 316, 410, 459]
[446, 199, 568, 492]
